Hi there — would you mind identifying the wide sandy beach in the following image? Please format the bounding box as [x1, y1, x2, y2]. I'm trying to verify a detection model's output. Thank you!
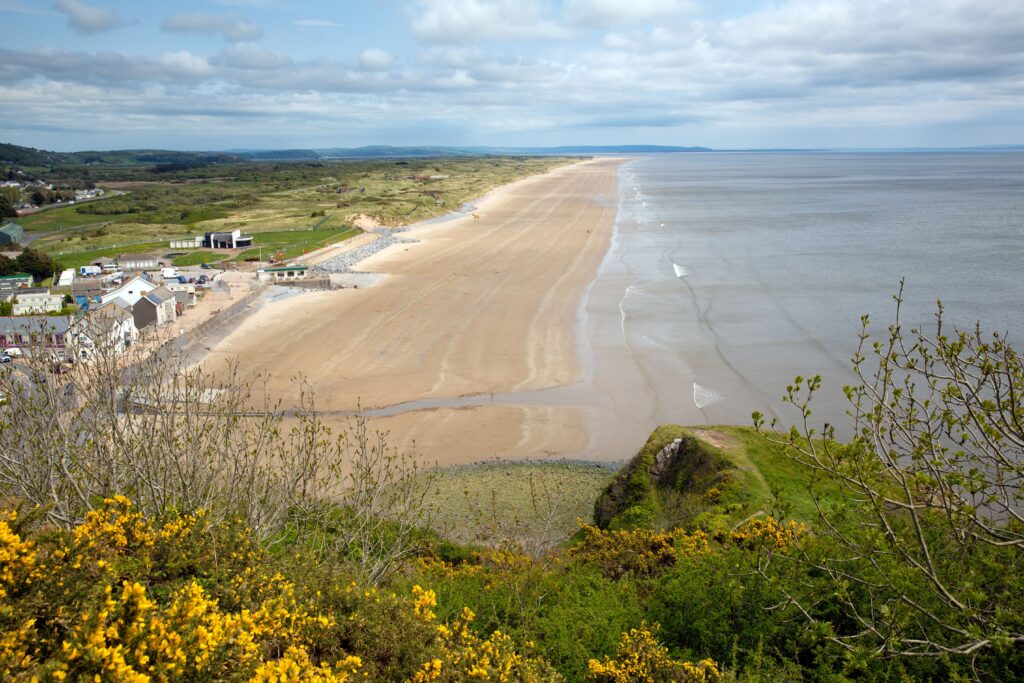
[203, 158, 624, 465]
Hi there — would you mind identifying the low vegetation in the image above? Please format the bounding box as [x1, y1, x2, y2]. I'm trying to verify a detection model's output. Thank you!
[9, 155, 573, 267]
[2, 288, 1023, 680]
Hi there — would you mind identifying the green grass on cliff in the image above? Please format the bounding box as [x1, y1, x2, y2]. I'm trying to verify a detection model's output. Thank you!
[593, 425, 843, 534]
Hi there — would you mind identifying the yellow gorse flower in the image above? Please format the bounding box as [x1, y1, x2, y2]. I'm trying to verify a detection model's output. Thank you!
[587, 625, 719, 683]
[729, 516, 805, 552]
[570, 523, 711, 579]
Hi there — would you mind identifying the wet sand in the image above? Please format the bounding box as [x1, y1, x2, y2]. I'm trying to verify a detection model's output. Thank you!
[203, 159, 625, 465]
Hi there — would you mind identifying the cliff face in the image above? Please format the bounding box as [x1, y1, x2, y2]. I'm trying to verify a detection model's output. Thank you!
[594, 427, 735, 530]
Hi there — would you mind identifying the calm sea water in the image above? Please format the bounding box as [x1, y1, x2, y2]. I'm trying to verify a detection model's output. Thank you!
[587, 152, 1024, 441]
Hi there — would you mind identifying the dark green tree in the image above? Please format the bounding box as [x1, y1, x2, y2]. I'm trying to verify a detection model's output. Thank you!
[14, 248, 61, 282]
[0, 195, 16, 218]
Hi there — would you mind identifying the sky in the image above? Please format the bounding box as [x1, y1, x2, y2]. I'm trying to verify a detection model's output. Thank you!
[2, 0, 1024, 151]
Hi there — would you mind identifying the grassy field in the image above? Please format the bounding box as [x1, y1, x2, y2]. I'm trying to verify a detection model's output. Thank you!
[16, 207, 115, 232]
[426, 461, 616, 548]
[232, 226, 361, 262]
[172, 251, 225, 266]
[26, 157, 574, 261]
[49, 241, 169, 269]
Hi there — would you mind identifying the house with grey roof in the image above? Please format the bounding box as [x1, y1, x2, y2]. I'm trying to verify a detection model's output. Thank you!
[0, 316, 76, 357]
[116, 253, 160, 271]
[132, 286, 177, 331]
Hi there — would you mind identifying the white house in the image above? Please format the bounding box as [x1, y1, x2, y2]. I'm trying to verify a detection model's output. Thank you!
[100, 274, 158, 308]
[12, 288, 64, 315]
[166, 282, 198, 308]
[78, 301, 138, 357]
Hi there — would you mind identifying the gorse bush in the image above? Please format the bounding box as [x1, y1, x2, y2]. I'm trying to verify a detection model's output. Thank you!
[569, 523, 710, 580]
[0, 497, 559, 682]
[587, 624, 720, 683]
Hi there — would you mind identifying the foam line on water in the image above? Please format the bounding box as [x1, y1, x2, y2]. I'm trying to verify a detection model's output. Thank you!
[693, 382, 722, 409]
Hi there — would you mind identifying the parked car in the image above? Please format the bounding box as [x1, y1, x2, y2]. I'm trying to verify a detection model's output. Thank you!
[4, 347, 22, 358]
[0, 354, 11, 364]
[200, 263, 212, 269]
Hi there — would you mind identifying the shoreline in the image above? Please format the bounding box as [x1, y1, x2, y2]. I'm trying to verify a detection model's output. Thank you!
[201, 158, 629, 466]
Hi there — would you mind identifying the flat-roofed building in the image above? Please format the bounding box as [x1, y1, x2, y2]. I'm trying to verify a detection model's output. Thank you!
[203, 229, 253, 249]
[257, 264, 309, 283]
[0, 273, 33, 291]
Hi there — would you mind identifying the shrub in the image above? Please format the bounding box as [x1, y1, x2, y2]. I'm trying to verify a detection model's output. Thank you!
[0, 497, 559, 682]
[569, 523, 709, 580]
[587, 624, 720, 683]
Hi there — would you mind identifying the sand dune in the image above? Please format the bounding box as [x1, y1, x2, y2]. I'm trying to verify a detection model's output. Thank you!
[203, 158, 623, 464]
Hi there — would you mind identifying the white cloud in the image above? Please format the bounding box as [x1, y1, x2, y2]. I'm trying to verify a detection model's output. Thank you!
[5, 0, 1024, 147]
[410, 0, 570, 43]
[565, 0, 696, 28]
[161, 12, 263, 43]
[54, 0, 126, 34]
[359, 48, 395, 71]
[159, 51, 213, 79]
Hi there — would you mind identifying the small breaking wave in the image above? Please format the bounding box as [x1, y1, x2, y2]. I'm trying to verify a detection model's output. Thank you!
[672, 262, 690, 278]
[693, 382, 722, 409]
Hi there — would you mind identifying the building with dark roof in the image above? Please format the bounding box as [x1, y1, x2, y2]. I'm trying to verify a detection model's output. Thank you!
[0, 222, 24, 246]
[132, 286, 177, 330]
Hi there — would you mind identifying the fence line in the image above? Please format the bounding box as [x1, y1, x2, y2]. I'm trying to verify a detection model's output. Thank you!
[171, 284, 269, 369]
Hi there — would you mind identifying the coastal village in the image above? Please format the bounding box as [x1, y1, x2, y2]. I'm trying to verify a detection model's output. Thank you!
[0, 220, 318, 371]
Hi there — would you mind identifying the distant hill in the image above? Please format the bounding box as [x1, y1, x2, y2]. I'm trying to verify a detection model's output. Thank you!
[6, 141, 1022, 167]
[0, 142, 244, 168]
[226, 144, 714, 160]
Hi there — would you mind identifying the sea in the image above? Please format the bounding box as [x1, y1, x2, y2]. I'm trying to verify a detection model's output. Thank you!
[579, 152, 1024, 457]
